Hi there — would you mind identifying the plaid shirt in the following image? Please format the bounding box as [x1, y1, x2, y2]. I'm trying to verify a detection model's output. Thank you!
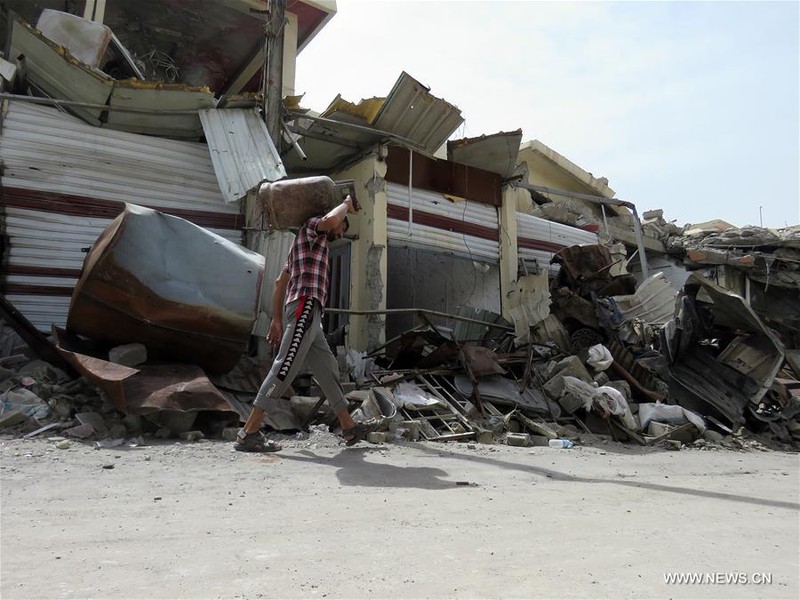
[283, 216, 330, 306]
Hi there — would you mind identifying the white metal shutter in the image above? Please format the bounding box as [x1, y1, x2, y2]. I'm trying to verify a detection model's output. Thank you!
[516, 211, 598, 273]
[386, 182, 499, 263]
[0, 101, 242, 331]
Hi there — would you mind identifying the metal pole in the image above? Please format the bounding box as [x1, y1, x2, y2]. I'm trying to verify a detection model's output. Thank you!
[630, 206, 649, 279]
[264, 0, 285, 148]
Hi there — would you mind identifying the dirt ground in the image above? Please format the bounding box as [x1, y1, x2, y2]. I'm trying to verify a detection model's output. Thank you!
[1, 430, 798, 600]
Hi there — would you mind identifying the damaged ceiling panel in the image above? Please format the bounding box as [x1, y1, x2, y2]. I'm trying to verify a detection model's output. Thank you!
[7, 16, 113, 125]
[320, 94, 385, 125]
[283, 113, 387, 173]
[199, 108, 286, 203]
[609, 272, 678, 327]
[6, 13, 216, 138]
[372, 71, 464, 155]
[105, 80, 215, 139]
[447, 130, 523, 179]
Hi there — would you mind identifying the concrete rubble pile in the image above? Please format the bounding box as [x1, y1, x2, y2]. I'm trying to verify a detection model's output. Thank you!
[1, 5, 797, 454]
[3, 230, 798, 454]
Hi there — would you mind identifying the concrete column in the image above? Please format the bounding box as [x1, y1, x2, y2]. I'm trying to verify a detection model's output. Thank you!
[282, 12, 298, 97]
[498, 185, 523, 321]
[333, 149, 389, 352]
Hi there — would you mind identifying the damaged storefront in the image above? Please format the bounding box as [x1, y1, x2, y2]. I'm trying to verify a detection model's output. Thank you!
[1, 2, 797, 453]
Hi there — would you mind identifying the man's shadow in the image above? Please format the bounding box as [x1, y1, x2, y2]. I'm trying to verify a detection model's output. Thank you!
[283, 448, 467, 490]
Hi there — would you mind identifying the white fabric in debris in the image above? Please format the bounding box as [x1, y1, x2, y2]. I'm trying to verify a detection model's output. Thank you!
[392, 382, 445, 409]
[638, 402, 706, 432]
[562, 376, 639, 431]
[585, 344, 613, 371]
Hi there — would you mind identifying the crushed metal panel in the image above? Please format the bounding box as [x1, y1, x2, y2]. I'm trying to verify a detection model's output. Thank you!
[53, 327, 239, 419]
[451, 306, 511, 344]
[372, 72, 464, 155]
[689, 273, 784, 357]
[447, 130, 523, 179]
[610, 272, 677, 326]
[67, 204, 265, 374]
[693, 277, 785, 403]
[718, 335, 784, 386]
[283, 113, 387, 173]
[8, 16, 113, 125]
[785, 350, 800, 381]
[668, 349, 752, 428]
[665, 274, 785, 426]
[453, 374, 557, 418]
[199, 108, 286, 203]
[104, 80, 216, 139]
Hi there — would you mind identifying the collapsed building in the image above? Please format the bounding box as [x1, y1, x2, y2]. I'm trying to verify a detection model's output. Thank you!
[1, 1, 798, 450]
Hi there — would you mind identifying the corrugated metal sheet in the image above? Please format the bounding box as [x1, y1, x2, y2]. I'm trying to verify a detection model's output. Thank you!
[611, 272, 678, 326]
[249, 230, 296, 335]
[387, 183, 499, 263]
[2, 102, 234, 211]
[2, 295, 71, 332]
[0, 100, 242, 332]
[373, 72, 464, 155]
[516, 211, 598, 273]
[199, 108, 286, 203]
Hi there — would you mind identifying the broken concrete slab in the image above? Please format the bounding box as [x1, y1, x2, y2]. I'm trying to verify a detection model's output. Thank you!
[63, 423, 96, 439]
[542, 356, 593, 400]
[0, 409, 27, 429]
[108, 343, 147, 368]
[505, 433, 532, 447]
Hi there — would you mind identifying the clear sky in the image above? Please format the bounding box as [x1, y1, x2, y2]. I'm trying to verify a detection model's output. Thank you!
[295, 0, 799, 229]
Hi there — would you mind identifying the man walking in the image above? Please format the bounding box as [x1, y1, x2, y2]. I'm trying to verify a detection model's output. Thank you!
[235, 194, 376, 452]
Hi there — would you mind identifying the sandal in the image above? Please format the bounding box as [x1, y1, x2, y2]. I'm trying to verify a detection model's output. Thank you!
[342, 419, 380, 447]
[234, 430, 282, 453]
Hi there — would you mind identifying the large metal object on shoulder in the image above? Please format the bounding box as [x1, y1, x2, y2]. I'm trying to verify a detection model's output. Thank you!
[67, 204, 265, 375]
[259, 176, 358, 230]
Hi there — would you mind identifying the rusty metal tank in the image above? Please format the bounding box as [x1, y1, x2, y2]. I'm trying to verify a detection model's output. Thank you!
[258, 176, 353, 230]
[67, 204, 265, 374]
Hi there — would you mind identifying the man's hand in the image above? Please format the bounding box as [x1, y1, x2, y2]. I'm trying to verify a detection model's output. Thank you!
[267, 318, 283, 349]
[344, 194, 360, 214]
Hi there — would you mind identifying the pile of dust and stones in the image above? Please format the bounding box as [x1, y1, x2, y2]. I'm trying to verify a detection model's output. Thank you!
[0, 343, 786, 455]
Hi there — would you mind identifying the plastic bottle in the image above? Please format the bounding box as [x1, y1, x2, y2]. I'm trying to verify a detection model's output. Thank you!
[548, 438, 574, 449]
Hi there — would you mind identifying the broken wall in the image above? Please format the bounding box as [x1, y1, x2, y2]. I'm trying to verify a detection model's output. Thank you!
[333, 152, 389, 352]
